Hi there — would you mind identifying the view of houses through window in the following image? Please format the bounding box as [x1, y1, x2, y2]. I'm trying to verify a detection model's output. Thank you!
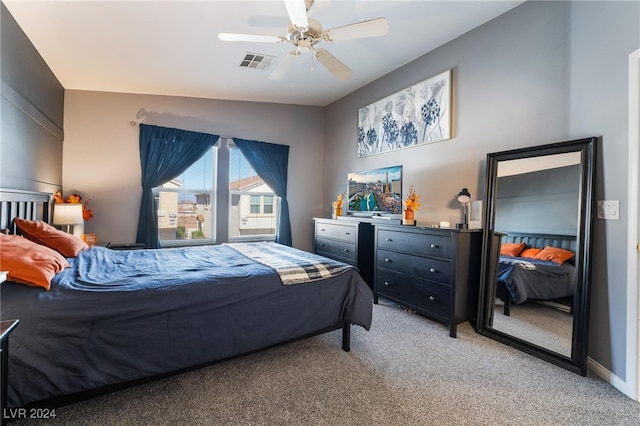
[154, 141, 277, 244]
[228, 143, 278, 240]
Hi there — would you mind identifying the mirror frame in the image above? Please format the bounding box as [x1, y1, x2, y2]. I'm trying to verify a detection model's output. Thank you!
[476, 137, 597, 375]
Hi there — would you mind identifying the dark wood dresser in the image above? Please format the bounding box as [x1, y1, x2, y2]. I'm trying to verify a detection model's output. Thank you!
[373, 224, 482, 337]
[313, 217, 374, 288]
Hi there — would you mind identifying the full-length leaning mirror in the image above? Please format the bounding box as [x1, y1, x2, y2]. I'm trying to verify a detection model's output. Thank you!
[476, 137, 596, 375]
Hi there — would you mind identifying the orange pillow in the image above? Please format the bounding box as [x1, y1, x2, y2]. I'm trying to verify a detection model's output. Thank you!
[500, 242, 525, 257]
[0, 234, 70, 290]
[14, 218, 88, 257]
[519, 247, 542, 258]
[534, 246, 575, 264]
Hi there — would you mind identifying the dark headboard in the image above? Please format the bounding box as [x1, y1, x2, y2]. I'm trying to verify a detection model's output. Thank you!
[0, 188, 52, 234]
[500, 231, 577, 253]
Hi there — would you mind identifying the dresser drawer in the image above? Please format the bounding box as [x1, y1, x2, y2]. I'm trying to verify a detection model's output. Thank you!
[315, 238, 357, 264]
[376, 249, 451, 285]
[376, 269, 451, 318]
[377, 229, 451, 259]
[315, 222, 357, 243]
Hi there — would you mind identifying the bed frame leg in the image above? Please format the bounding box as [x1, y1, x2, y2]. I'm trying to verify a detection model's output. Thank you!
[342, 323, 351, 352]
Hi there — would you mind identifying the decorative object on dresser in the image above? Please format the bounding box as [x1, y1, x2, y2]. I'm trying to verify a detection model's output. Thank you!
[402, 184, 420, 225]
[456, 187, 471, 230]
[314, 217, 375, 289]
[373, 224, 482, 337]
[332, 192, 345, 219]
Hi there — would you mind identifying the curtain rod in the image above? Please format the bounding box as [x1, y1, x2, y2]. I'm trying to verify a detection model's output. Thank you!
[129, 121, 233, 140]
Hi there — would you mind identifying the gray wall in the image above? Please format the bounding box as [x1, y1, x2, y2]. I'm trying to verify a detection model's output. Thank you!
[496, 166, 580, 235]
[568, 0, 640, 380]
[0, 3, 63, 193]
[324, 1, 639, 382]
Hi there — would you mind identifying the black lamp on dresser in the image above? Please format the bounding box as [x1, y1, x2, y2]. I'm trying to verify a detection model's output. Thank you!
[373, 224, 482, 337]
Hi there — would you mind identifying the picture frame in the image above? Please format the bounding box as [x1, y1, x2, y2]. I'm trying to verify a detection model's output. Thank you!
[357, 69, 451, 157]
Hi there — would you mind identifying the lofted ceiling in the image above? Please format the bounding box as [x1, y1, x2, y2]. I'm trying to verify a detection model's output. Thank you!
[3, 0, 524, 106]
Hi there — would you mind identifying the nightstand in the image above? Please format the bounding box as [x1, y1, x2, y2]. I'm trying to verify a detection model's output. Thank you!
[1, 319, 19, 426]
[109, 243, 145, 250]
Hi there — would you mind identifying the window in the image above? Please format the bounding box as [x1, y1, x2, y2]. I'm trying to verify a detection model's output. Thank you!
[229, 143, 278, 241]
[153, 147, 217, 244]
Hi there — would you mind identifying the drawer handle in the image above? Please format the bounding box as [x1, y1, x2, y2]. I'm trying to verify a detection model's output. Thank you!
[343, 249, 350, 253]
[384, 281, 390, 286]
[386, 238, 392, 242]
[429, 296, 435, 301]
[320, 228, 326, 232]
[430, 244, 439, 248]
[384, 258, 391, 263]
[345, 232, 351, 236]
[320, 243, 325, 247]
[430, 268, 436, 273]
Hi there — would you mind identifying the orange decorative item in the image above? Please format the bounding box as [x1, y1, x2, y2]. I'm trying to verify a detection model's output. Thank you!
[403, 185, 420, 225]
[333, 192, 345, 219]
[54, 191, 94, 221]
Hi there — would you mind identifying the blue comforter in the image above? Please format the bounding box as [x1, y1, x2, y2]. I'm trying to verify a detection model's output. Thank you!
[497, 256, 575, 304]
[1, 244, 373, 407]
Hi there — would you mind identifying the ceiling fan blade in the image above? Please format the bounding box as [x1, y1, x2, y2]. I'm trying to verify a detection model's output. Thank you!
[322, 17, 389, 42]
[218, 33, 285, 43]
[269, 51, 299, 80]
[284, 0, 309, 30]
[314, 48, 353, 80]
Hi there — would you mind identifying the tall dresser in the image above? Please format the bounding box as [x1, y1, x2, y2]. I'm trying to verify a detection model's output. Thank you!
[373, 224, 482, 337]
[313, 217, 375, 288]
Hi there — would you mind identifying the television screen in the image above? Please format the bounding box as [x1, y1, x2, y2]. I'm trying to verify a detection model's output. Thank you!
[347, 165, 402, 215]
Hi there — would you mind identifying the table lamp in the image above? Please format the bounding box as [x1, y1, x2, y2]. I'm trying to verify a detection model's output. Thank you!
[53, 203, 84, 237]
[456, 188, 471, 230]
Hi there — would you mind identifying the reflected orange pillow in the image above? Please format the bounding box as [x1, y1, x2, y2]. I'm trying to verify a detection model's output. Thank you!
[534, 246, 575, 264]
[0, 234, 70, 290]
[519, 247, 542, 258]
[14, 218, 89, 257]
[500, 242, 525, 257]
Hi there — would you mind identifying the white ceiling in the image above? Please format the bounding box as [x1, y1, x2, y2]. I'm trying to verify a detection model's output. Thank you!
[3, 0, 524, 106]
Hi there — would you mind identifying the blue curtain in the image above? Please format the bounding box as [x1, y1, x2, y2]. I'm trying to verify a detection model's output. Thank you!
[136, 124, 219, 248]
[233, 138, 292, 246]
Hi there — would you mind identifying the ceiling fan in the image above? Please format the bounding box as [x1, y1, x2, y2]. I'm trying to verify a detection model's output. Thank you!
[218, 0, 389, 80]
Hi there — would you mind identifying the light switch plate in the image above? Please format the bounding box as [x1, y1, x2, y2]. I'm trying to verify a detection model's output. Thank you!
[597, 200, 619, 220]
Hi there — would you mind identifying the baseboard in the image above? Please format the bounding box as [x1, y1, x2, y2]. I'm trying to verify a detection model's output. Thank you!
[587, 357, 638, 401]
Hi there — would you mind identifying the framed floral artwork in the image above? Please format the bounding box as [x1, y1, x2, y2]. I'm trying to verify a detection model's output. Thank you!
[357, 69, 451, 157]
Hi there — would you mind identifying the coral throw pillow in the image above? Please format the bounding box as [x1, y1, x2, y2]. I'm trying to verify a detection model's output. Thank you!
[14, 218, 89, 257]
[519, 247, 543, 259]
[534, 246, 575, 264]
[0, 234, 70, 290]
[500, 242, 525, 257]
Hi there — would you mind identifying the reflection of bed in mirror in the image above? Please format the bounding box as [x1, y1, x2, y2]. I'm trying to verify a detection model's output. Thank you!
[495, 232, 576, 316]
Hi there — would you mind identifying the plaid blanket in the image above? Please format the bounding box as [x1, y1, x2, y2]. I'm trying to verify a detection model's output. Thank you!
[225, 242, 354, 285]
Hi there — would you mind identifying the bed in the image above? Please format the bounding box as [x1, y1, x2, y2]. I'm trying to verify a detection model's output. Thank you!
[495, 232, 576, 315]
[0, 189, 373, 409]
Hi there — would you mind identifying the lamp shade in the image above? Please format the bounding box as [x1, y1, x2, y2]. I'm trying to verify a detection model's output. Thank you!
[53, 203, 84, 225]
[457, 188, 471, 204]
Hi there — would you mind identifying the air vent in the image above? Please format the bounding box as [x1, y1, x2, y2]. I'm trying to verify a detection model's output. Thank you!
[239, 53, 276, 70]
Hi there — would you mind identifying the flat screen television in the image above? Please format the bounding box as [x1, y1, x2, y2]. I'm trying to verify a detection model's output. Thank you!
[347, 165, 403, 216]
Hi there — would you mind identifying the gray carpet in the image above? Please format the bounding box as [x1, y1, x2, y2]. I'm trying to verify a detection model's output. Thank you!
[12, 301, 640, 425]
